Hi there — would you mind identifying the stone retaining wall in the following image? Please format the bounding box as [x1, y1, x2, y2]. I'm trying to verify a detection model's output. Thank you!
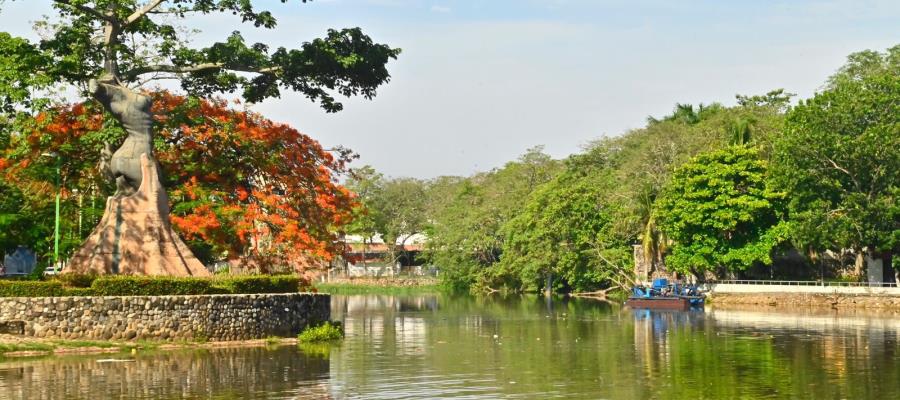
[709, 292, 900, 309]
[0, 293, 330, 341]
[706, 283, 900, 296]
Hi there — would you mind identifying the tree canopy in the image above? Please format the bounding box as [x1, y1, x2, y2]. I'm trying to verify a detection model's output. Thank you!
[1, 0, 400, 111]
[773, 46, 900, 255]
[656, 146, 788, 278]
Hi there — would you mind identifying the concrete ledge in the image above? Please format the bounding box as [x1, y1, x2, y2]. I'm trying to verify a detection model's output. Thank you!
[0, 293, 330, 341]
[709, 292, 900, 309]
[707, 283, 900, 296]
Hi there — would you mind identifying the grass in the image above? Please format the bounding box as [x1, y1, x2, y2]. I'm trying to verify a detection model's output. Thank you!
[0, 334, 319, 360]
[298, 322, 344, 343]
[315, 283, 442, 295]
[0, 342, 55, 353]
[265, 336, 282, 346]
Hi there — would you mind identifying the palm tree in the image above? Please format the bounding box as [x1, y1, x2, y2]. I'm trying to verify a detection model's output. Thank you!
[635, 185, 668, 276]
[727, 118, 752, 145]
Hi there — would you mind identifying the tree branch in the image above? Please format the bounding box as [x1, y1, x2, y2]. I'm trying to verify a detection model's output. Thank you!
[822, 156, 862, 193]
[124, 63, 280, 80]
[125, 0, 167, 26]
[53, 0, 114, 22]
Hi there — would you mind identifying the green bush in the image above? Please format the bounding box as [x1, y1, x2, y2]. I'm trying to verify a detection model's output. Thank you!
[52, 273, 99, 288]
[90, 276, 216, 296]
[63, 287, 96, 296]
[298, 322, 344, 343]
[214, 275, 301, 294]
[0, 280, 65, 297]
[0, 274, 308, 297]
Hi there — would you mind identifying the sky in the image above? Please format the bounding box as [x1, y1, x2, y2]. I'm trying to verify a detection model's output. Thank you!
[2, 0, 899, 178]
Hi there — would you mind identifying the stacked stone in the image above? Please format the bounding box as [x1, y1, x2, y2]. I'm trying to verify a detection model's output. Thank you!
[0, 293, 330, 341]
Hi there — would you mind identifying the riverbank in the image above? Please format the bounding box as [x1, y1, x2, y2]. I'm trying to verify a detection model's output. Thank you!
[316, 277, 441, 295]
[709, 292, 900, 309]
[0, 334, 306, 358]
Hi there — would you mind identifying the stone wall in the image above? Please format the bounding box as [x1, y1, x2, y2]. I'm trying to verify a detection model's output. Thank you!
[0, 293, 330, 341]
[706, 283, 900, 296]
[709, 293, 900, 309]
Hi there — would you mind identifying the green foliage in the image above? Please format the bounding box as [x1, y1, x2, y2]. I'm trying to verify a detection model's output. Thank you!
[647, 102, 725, 125]
[0, 32, 52, 113]
[51, 273, 99, 288]
[213, 275, 303, 294]
[1, 1, 400, 112]
[498, 167, 622, 292]
[79, 274, 302, 296]
[63, 287, 95, 296]
[345, 167, 428, 264]
[297, 322, 344, 343]
[424, 98, 786, 291]
[89, 276, 218, 296]
[345, 166, 384, 245]
[773, 46, 900, 254]
[1, 273, 305, 297]
[427, 147, 561, 291]
[0, 180, 52, 256]
[656, 146, 788, 277]
[0, 280, 65, 297]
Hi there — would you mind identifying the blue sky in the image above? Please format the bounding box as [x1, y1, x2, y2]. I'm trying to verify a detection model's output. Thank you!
[2, 1, 899, 177]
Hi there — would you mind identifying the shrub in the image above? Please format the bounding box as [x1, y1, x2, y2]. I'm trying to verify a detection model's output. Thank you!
[90, 276, 216, 296]
[0, 274, 309, 297]
[297, 322, 344, 343]
[214, 275, 301, 294]
[53, 273, 99, 288]
[0, 280, 65, 297]
[63, 287, 96, 296]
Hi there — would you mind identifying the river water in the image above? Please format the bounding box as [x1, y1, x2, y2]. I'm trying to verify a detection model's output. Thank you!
[1, 294, 899, 399]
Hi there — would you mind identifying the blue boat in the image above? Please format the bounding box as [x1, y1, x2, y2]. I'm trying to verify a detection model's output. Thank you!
[626, 278, 705, 310]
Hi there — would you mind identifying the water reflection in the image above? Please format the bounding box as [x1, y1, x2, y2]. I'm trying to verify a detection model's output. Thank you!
[0, 347, 331, 400]
[630, 305, 900, 399]
[0, 295, 898, 399]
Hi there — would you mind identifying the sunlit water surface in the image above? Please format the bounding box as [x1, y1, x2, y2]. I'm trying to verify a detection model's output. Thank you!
[1, 294, 899, 399]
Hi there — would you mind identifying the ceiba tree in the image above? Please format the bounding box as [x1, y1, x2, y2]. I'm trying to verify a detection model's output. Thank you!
[1, 1, 398, 193]
[3, 1, 399, 112]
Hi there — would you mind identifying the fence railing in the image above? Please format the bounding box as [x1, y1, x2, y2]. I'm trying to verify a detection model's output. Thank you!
[712, 279, 899, 288]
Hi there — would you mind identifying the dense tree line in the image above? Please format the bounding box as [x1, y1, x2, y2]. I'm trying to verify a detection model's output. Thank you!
[351, 45, 898, 293]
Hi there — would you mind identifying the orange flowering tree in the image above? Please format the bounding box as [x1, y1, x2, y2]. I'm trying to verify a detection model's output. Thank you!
[0, 91, 356, 271]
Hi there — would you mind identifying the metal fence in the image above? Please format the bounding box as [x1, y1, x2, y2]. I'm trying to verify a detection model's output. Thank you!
[713, 279, 899, 288]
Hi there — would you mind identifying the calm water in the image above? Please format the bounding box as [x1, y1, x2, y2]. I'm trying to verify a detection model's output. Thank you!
[1, 294, 899, 399]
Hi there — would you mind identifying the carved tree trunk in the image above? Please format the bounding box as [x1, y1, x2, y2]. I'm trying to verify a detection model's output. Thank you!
[67, 154, 209, 276]
[65, 80, 207, 276]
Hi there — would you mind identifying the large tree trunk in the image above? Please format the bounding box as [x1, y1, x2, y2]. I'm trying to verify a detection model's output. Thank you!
[854, 250, 865, 277]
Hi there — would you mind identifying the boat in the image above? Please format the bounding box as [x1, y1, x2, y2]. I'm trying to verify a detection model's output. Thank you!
[625, 278, 705, 310]
[626, 296, 692, 310]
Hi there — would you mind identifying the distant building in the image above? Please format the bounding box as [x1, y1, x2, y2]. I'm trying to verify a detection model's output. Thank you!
[333, 233, 435, 277]
[2, 247, 38, 276]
